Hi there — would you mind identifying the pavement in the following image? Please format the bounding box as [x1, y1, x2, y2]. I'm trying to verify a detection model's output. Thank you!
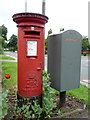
[0, 59, 17, 62]
[80, 80, 90, 88]
[80, 56, 90, 88]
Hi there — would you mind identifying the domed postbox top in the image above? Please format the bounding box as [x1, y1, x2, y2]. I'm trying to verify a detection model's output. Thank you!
[12, 12, 48, 25]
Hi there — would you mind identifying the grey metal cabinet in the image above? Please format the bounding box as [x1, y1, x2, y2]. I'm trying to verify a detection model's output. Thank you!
[48, 30, 82, 92]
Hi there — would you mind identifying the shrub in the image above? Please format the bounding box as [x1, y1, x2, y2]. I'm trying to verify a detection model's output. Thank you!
[14, 71, 56, 119]
[0, 90, 8, 119]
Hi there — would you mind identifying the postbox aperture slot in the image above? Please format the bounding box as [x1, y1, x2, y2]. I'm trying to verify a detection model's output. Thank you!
[25, 31, 40, 36]
[27, 40, 37, 56]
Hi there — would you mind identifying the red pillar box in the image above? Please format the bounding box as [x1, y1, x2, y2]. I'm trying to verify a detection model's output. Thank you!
[12, 13, 48, 98]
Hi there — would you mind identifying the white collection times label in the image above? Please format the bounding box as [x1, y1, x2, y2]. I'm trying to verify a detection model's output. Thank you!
[27, 40, 37, 56]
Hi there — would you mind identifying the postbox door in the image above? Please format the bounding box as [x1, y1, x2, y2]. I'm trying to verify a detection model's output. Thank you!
[25, 39, 43, 97]
[18, 29, 44, 97]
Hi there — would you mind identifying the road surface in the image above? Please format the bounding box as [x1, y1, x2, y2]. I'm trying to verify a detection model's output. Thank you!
[4, 51, 17, 60]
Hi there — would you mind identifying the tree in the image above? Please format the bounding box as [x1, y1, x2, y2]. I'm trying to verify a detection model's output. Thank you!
[8, 34, 17, 52]
[88, 44, 90, 50]
[0, 24, 8, 40]
[0, 25, 8, 52]
[45, 29, 53, 53]
[0, 36, 5, 48]
[45, 38, 48, 52]
[48, 28, 52, 36]
[0, 36, 5, 54]
[60, 28, 64, 32]
[82, 37, 89, 50]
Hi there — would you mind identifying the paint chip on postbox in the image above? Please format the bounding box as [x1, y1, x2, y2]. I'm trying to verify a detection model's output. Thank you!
[27, 40, 37, 56]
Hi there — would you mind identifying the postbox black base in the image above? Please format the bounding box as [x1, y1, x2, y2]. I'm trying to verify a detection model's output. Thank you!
[17, 92, 42, 107]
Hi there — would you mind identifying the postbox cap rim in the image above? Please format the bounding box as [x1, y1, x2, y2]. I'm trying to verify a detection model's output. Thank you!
[12, 12, 48, 24]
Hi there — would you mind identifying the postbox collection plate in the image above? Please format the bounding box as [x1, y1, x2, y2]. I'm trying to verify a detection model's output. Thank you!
[27, 40, 37, 56]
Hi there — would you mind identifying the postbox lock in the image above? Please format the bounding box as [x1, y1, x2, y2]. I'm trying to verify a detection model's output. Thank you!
[31, 26, 35, 30]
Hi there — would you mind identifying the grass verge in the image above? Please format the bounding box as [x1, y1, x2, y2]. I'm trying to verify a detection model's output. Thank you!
[67, 84, 90, 107]
[2, 62, 17, 89]
[0, 55, 15, 60]
[52, 84, 89, 107]
[81, 54, 90, 56]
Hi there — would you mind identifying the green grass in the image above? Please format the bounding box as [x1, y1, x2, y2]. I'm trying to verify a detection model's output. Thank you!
[0, 55, 15, 60]
[53, 84, 90, 107]
[81, 54, 90, 56]
[67, 84, 90, 107]
[2, 62, 17, 89]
